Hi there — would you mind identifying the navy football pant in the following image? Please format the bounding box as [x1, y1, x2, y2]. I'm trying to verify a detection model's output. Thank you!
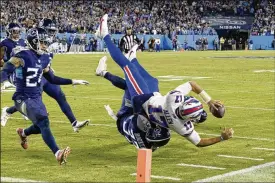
[42, 78, 76, 124]
[14, 96, 59, 154]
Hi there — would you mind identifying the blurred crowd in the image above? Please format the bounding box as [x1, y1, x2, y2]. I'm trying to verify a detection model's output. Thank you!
[0, 0, 274, 36]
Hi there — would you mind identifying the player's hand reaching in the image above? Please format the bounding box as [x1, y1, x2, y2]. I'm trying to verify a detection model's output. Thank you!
[72, 79, 90, 86]
[221, 127, 234, 140]
[1, 81, 15, 90]
[207, 100, 223, 111]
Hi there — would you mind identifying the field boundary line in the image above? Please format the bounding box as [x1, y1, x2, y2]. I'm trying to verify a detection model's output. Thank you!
[217, 155, 264, 161]
[252, 147, 275, 151]
[9, 117, 275, 141]
[198, 132, 274, 142]
[130, 173, 181, 181]
[1, 177, 45, 182]
[177, 163, 226, 170]
[192, 161, 275, 183]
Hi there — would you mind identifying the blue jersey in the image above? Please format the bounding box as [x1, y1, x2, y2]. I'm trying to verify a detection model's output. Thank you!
[12, 48, 52, 99]
[0, 38, 26, 62]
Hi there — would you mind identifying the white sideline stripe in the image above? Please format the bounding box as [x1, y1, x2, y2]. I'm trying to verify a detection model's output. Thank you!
[217, 155, 264, 161]
[252, 147, 275, 151]
[9, 118, 274, 141]
[226, 106, 275, 111]
[130, 173, 181, 181]
[177, 163, 226, 170]
[198, 132, 274, 142]
[192, 161, 275, 183]
[10, 117, 116, 127]
[65, 96, 275, 111]
[1, 177, 45, 182]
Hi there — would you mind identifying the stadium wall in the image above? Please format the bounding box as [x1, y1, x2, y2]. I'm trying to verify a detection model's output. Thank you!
[249, 36, 274, 50]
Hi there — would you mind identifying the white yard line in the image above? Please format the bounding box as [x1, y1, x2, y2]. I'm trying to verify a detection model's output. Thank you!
[9, 117, 116, 127]
[177, 163, 226, 170]
[217, 155, 264, 161]
[225, 106, 275, 111]
[198, 132, 274, 142]
[252, 147, 275, 151]
[130, 173, 181, 181]
[1, 177, 45, 182]
[192, 161, 275, 183]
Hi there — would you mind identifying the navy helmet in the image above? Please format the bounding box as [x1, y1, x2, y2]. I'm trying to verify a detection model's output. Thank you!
[6, 23, 21, 41]
[39, 18, 58, 36]
[26, 27, 50, 54]
[146, 126, 171, 150]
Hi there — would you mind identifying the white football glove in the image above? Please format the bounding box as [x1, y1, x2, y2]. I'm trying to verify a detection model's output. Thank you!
[1, 81, 15, 90]
[72, 79, 89, 85]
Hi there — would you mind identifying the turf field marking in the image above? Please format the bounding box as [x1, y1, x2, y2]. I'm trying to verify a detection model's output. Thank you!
[254, 70, 275, 73]
[130, 173, 181, 181]
[177, 163, 226, 170]
[9, 117, 274, 141]
[252, 147, 275, 151]
[192, 161, 275, 183]
[198, 132, 274, 142]
[217, 155, 264, 161]
[0, 177, 45, 182]
[225, 106, 275, 111]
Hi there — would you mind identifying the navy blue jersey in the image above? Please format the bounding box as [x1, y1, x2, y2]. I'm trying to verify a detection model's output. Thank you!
[0, 38, 26, 62]
[12, 48, 52, 99]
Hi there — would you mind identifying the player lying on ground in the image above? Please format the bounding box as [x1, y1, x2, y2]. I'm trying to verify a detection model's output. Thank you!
[96, 50, 170, 151]
[1, 20, 89, 132]
[95, 14, 234, 147]
[1, 27, 89, 164]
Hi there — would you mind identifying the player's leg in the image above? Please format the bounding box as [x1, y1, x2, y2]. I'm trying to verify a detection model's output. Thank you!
[96, 14, 150, 97]
[96, 56, 126, 90]
[42, 79, 89, 132]
[14, 97, 70, 164]
[1, 106, 17, 126]
[125, 45, 159, 92]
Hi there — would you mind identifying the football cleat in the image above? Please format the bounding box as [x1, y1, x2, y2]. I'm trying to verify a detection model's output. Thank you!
[95, 56, 107, 77]
[1, 107, 11, 127]
[73, 120, 90, 132]
[16, 128, 28, 149]
[95, 14, 109, 39]
[56, 147, 71, 165]
[125, 44, 139, 61]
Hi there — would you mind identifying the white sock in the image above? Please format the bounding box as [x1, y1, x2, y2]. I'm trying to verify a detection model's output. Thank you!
[102, 71, 107, 77]
[55, 150, 60, 158]
[22, 129, 26, 137]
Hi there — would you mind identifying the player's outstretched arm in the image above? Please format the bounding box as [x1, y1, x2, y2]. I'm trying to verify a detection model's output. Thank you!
[195, 128, 234, 147]
[1, 57, 21, 83]
[43, 66, 89, 85]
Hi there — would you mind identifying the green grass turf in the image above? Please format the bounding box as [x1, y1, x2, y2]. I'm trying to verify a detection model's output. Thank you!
[1, 50, 274, 182]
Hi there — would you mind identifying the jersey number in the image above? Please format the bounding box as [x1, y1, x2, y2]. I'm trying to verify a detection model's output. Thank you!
[183, 121, 193, 131]
[148, 105, 168, 128]
[26, 68, 42, 87]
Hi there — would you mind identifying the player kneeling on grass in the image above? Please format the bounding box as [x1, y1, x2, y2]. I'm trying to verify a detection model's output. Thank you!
[95, 14, 234, 148]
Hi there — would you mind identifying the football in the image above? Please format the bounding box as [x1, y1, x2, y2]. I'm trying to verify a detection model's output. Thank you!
[210, 104, 225, 118]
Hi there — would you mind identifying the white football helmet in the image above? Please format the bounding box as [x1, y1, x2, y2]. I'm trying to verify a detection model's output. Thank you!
[177, 96, 204, 121]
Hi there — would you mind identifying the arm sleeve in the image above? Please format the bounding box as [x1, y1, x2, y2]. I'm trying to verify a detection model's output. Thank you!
[1, 62, 16, 83]
[43, 69, 72, 85]
[185, 130, 201, 145]
[174, 82, 192, 96]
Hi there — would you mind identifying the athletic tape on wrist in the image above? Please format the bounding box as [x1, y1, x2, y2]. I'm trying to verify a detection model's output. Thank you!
[199, 90, 211, 103]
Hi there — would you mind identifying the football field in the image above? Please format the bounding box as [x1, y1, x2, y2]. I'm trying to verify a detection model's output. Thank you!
[1, 50, 274, 182]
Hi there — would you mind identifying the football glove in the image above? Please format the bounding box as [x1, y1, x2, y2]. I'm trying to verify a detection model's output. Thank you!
[1, 81, 15, 90]
[221, 127, 234, 140]
[72, 79, 89, 85]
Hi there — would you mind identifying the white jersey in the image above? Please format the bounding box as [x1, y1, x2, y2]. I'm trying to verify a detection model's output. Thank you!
[142, 82, 201, 145]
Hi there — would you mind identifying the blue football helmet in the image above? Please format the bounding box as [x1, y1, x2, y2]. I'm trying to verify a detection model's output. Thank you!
[176, 96, 205, 121]
[39, 18, 58, 37]
[6, 23, 21, 41]
[146, 126, 170, 149]
[26, 27, 50, 54]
